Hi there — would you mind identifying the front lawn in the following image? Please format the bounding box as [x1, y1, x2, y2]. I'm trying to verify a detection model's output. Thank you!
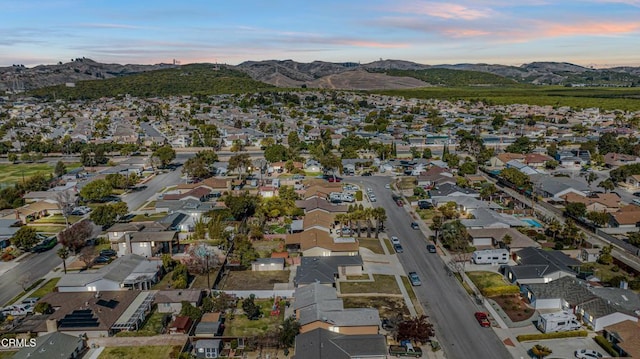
[30, 277, 60, 298]
[29, 225, 65, 234]
[131, 212, 166, 222]
[32, 215, 83, 225]
[98, 346, 182, 359]
[222, 270, 290, 290]
[466, 271, 509, 291]
[340, 274, 400, 295]
[0, 351, 17, 359]
[358, 238, 385, 254]
[491, 294, 535, 322]
[342, 296, 410, 320]
[224, 299, 284, 337]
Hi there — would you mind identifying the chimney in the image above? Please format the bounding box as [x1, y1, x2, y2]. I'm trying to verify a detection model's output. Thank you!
[45, 319, 58, 333]
[125, 233, 132, 254]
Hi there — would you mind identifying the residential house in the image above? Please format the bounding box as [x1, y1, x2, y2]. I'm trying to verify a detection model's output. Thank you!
[460, 208, 528, 229]
[157, 212, 196, 233]
[524, 153, 554, 168]
[117, 231, 178, 257]
[12, 332, 86, 359]
[295, 198, 348, 214]
[489, 153, 525, 168]
[34, 290, 154, 338]
[522, 276, 640, 331]
[286, 229, 359, 257]
[304, 159, 321, 172]
[154, 289, 204, 314]
[293, 328, 387, 359]
[467, 228, 540, 250]
[505, 159, 539, 176]
[609, 204, 640, 230]
[603, 320, 640, 358]
[251, 258, 285, 271]
[193, 339, 223, 359]
[428, 183, 479, 200]
[604, 153, 640, 168]
[303, 184, 342, 200]
[529, 174, 589, 200]
[0, 219, 20, 249]
[293, 283, 380, 335]
[625, 174, 640, 190]
[464, 174, 488, 188]
[431, 196, 501, 215]
[294, 256, 363, 287]
[16, 200, 61, 223]
[162, 187, 211, 202]
[303, 211, 336, 232]
[415, 167, 455, 188]
[562, 192, 621, 213]
[580, 248, 601, 263]
[57, 254, 161, 292]
[504, 247, 581, 285]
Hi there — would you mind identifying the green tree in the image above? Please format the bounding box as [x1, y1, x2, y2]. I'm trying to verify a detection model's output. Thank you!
[34, 302, 53, 314]
[479, 183, 497, 200]
[440, 220, 468, 251]
[152, 145, 176, 168]
[228, 153, 252, 179]
[7, 153, 17, 163]
[598, 178, 615, 193]
[54, 161, 67, 177]
[287, 131, 301, 151]
[279, 316, 301, 351]
[105, 173, 128, 189]
[57, 247, 70, 274]
[11, 226, 38, 250]
[180, 301, 203, 321]
[89, 203, 128, 227]
[459, 161, 477, 175]
[564, 202, 587, 219]
[505, 136, 534, 154]
[597, 132, 619, 155]
[183, 157, 210, 179]
[241, 294, 262, 320]
[586, 211, 609, 227]
[585, 172, 599, 187]
[597, 245, 614, 265]
[429, 216, 444, 242]
[80, 179, 113, 202]
[263, 144, 289, 163]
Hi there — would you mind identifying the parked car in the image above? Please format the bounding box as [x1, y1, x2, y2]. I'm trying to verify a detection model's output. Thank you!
[633, 192, 640, 197]
[362, 172, 372, 176]
[100, 249, 117, 257]
[474, 312, 491, 327]
[408, 272, 421, 286]
[426, 244, 437, 253]
[31, 237, 57, 253]
[390, 236, 400, 245]
[327, 176, 342, 183]
[393, 243, 404, 253]
[21, 297, 39, 306]
[384, 184, 391, 189]
[574, 349, 603, 359]
[93, 256, 112, 264]
[411, 222, 419, 230]
[369, 195, 377, 202]
[396, 199, 404, 207]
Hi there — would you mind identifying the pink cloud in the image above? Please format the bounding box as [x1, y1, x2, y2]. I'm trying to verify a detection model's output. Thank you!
[542, 21, 640, 37]
[332, 40, 410, 48]
[394, 1, 495, 20]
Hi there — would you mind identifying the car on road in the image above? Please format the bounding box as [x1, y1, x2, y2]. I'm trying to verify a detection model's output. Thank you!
[426, 244, 437, 253]
[408, 272, 421, 286]
[70, 206, 91, 215]
[327, 176, 342, 183]
[393, 243, 404, 253]
[634, 192, 640, 197]
[574, 349, 603, 359]
[384, 184, 391, 189]
[362, 172, 372, 176]
[369, 195, 377, 202]
[396, 199, 404, 207]
[100, 249, 117, 257]
[390, 236, 400, 245]
[474, 312, 491, 327]
[31, 237, 57, 253]
[411, 222, 419, 230]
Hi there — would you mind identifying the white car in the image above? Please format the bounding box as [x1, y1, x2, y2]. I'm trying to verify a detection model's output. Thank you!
[385, 184, 391, 189]
[575, 349, 603, 359]
[390, 236, 400, 245]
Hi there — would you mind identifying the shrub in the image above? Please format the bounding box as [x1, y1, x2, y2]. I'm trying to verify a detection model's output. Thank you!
[517, 331, 588, 342]
[594, 335, 619, 357]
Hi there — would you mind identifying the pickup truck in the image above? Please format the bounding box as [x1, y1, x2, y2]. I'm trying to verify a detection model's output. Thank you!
[389, 343, 422, 357]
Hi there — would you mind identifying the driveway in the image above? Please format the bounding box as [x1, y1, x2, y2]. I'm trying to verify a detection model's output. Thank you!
[523, 336, 604, 359]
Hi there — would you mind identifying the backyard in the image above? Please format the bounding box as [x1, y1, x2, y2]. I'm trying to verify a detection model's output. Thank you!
[221, 270, 290, 290]
[251, 240, 284, 257]
[116, 309, 168, 337]
[223, 298, 284, 337]
[98, 345, 182, 359]
[339, 274, 401, 295]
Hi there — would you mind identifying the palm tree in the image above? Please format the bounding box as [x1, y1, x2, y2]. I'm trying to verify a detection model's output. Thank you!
[364, 208, 374, 238]
[373, 207, 387, 238]
[57, 246, 69, 274]
[547, 218, 562, 241]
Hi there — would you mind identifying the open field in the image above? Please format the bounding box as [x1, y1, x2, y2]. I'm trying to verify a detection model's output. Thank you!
[342, 296, 410, 319]
[98, 345, 182, 359]
[339, 274, 401, 294]
[222, 270, 290, 290]
[377, 86, 640, 111]
[0, 162, 81, 186]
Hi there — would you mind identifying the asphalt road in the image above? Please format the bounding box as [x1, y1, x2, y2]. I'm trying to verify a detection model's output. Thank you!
[0, 244, 63, 306]
[348, 176, 511, 359]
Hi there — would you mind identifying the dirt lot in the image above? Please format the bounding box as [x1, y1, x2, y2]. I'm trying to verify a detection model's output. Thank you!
[492, 294, 535, 322]
[222, 270, 290, 290]
[342, 296, 410, 319]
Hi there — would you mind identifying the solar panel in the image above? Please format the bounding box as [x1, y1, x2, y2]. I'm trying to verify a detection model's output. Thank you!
[96, 299, 119, 309]
[59, 310, 100, 328]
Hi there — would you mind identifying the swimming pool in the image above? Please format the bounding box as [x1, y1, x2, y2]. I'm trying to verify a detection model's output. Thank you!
[522, 218, 543, 228]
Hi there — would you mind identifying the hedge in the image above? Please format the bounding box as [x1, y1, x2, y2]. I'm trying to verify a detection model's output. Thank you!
[482, 285, 520, 297]
[594, 335, 619, 357]
[517, 330, 588, 342]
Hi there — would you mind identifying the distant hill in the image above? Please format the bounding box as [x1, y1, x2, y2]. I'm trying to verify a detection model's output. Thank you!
[0, 58, 174, 93]
[3, 58, 640, 96]
[27, 64, 274, 100]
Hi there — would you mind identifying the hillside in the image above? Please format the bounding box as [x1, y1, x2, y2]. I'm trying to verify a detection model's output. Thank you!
[27, 64, 274, 100]
[0, 58, 173, 92]
[372, 68, 518, 86]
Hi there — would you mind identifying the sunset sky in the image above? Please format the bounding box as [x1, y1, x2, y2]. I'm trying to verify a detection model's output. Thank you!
[2, 0, 640, 67]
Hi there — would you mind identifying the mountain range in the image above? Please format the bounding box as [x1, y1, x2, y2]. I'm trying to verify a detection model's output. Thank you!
[2, 58, 640, 93]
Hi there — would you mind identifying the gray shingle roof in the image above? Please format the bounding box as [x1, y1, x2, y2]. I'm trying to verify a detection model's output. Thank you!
[293, 328, 387, 359]
[57, 254, 160, 288]
[294, 256, 363, 286]
[293, 282, 339, 310]
[13, 332, 82, 359]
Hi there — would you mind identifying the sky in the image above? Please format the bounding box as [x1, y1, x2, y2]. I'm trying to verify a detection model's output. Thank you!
[2, 0, 640, 68]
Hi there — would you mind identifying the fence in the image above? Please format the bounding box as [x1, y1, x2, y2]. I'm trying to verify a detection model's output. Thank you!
[219, 289, 294, 299]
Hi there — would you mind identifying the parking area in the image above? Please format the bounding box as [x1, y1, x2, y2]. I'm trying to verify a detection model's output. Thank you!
[524, 336, 605, 359]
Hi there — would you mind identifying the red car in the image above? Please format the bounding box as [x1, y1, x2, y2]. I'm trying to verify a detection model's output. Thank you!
[474, 312, 491, 327]
[327, 176, 342, 183]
